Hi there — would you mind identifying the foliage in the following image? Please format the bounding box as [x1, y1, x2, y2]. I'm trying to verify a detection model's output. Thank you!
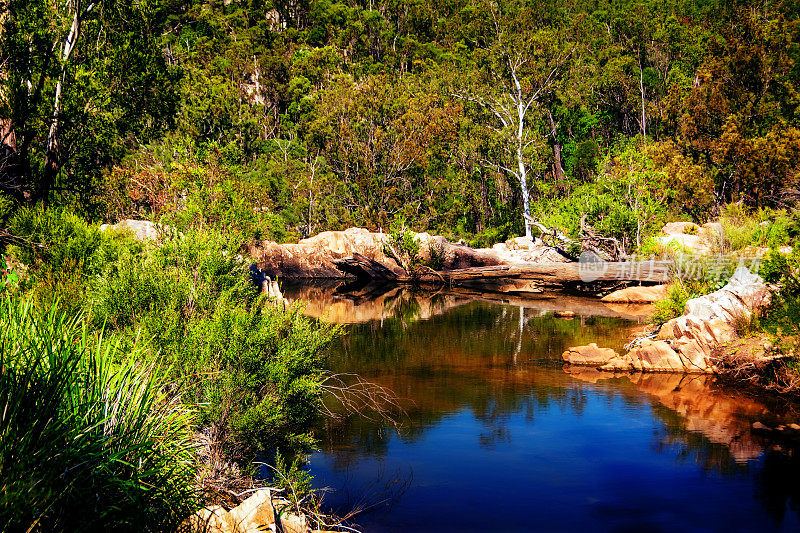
[760, 251, 800, 361]
[711, 205, 800, 254]
[0, 0, 179, 205]
[198, 298, 338, 457]
[88, 228, 337, 463]
[425, 239, 447, 271]
[384, 218, 421, 269]
[0, 255, 18, 294]
[0, 297, 198, 531]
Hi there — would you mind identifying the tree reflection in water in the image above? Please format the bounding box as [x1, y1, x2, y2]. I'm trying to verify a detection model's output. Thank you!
[289, 284, 800, 531]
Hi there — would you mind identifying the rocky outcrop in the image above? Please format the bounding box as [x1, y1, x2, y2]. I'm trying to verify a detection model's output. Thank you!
[246, 228, 567, 280]
[563, 267, 772, 373]
[489, 236, 572, 264]
[601, 284, 669, 303]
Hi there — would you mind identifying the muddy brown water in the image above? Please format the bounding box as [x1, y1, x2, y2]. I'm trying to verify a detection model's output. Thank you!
[282, 282, 800, 532]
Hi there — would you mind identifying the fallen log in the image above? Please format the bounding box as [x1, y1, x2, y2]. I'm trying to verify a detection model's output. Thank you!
[334, 256, 671, 288]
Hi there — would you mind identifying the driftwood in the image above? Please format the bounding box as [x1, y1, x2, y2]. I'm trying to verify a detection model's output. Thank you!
[580, 214, 624, 260]
[333, 252, 400, 281]
[525, 214, 624, 261]
[334, 256, 671, 290]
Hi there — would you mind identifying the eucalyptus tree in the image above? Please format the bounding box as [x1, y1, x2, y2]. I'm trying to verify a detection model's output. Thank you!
[0, 0, 177, 206]
[452, 0, 574, 238]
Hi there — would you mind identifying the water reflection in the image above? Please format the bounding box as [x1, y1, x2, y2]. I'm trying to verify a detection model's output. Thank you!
[293, 283, 800, 531]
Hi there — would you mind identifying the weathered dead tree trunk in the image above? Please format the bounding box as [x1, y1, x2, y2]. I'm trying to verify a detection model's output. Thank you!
[334, 256, 671, 290]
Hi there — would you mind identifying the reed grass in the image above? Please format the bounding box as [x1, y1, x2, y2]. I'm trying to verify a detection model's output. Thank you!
[0, 297, 199, 531]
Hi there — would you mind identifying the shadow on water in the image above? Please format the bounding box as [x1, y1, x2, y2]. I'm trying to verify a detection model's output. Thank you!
[285, 281, 800, 532]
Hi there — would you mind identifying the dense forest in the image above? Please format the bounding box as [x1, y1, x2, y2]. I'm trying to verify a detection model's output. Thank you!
[2, 0, 800, 530]
[3, 0, 799, 246]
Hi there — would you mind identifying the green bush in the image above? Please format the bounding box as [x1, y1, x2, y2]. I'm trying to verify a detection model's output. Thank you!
[384, 218, 420, 268]
[8, 207, 104, 274]
[425, 239, 447, 270]
[713, 205, 800, 253]
[0, 297, 198, 531]
[198, 298, 339, 458]
[650, 277, 723, 324]
[90, 228, 337, 464]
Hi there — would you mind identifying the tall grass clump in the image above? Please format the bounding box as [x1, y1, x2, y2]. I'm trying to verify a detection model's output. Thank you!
[0, 298, 199, 531]
[712, 204, 800, 254]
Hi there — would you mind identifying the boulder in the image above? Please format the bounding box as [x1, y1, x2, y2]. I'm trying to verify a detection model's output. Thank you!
[491, 236, 571, 263]
[100, 219, 165, 242]
[189, 505, 228, 533]
[653, 221, 715, 255]
[562, 343, 619, 366]
[248, 228, 402, 279]
[186, 489, 282, 533]
[601, 284, 669, 303]
[684, 266, 771, 321]
[624, 339, 688, 372]
[226, 489, 275, 533]
[662, 221, 701, 235]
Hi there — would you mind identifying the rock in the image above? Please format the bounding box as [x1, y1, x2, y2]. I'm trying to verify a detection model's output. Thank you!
[652, 221, 715, 255]
[247, 227, 512, 279]
[662, 221, 701, 235]
[225, 489, 276, 533]
[189, 505, 229, 533]
[601, 284, 669, 303]
[627, 339, 688, 372]
[567, 266, 772, 374]
[279, 513, 308, 533]
[100, 219, 165, 242]
[247, 228, 570, 279]
[562, 343, 619, 366]
[490, 236, 571, 264]
[753, 421, 770, 431]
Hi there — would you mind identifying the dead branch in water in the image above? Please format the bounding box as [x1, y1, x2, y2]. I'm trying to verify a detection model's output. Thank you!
[320, 372, 406, 425]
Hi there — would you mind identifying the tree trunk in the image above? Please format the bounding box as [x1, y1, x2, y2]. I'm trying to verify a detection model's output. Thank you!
[546, 110, 565, 184]
[638, 54, 647, 138]
[40, 1, 95, 204]
[517, 144, 532, 238]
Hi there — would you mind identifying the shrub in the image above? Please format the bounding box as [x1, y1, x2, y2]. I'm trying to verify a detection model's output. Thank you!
[8, 207, 103, 274]
[199, 299, 339, 459]
[650, 276, 724, 324]
[425, 239, 447, 271]
[384, 218, 420, 269]
[90, 228, 338, 465]
[712, 205, 799, 253]
[0, 297, 198, 531]
[651, 282, 692, 324]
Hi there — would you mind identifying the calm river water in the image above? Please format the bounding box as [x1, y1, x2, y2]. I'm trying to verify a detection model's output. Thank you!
[284, 283, 800, 532]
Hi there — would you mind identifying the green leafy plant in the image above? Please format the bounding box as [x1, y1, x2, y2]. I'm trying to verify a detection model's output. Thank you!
[384, 218, 421, 270]
[0, 256, 18, 293]
[424, 239, 447, 271]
